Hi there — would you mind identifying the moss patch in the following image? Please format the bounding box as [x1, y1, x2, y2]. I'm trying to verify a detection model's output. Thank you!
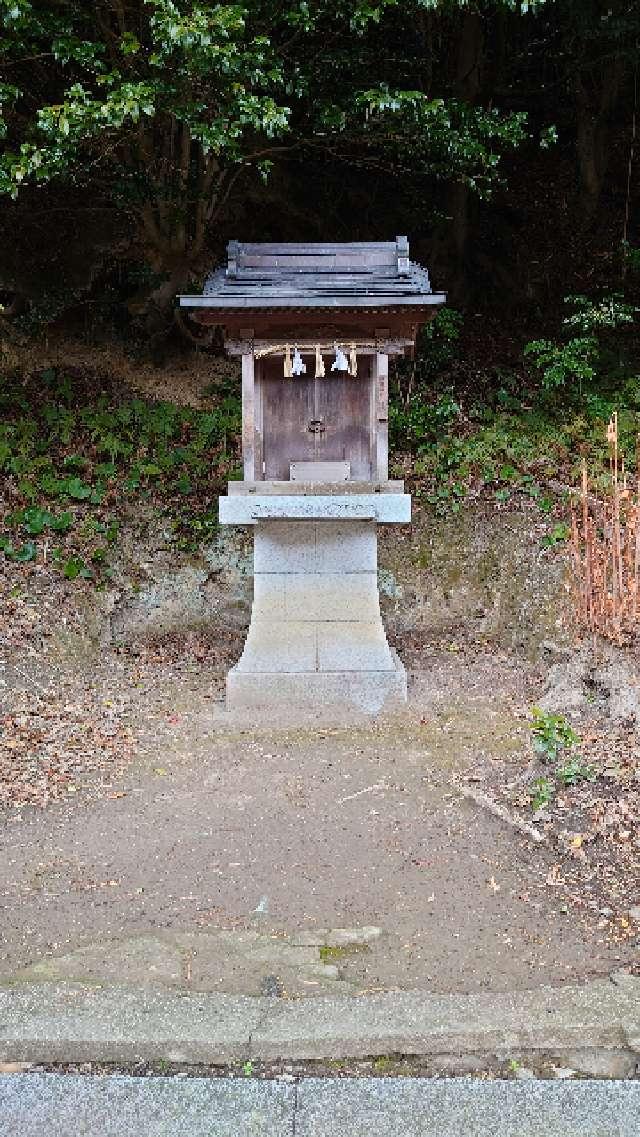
[319, 944, 369, 962]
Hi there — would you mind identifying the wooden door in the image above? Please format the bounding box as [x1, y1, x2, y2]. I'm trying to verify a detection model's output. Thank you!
[260, 355, 373, 480]
[315, 356, 372, 479]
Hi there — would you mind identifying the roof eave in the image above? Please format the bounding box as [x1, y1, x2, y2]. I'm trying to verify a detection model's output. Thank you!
[178, 293, 446, 310]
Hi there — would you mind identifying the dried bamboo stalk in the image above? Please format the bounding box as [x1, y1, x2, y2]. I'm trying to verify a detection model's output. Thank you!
[570, 415, 640, 645]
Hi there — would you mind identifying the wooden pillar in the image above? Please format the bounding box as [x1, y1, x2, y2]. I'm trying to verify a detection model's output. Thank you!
[374, 352, 389, 482]
[241, 349, 255, 481]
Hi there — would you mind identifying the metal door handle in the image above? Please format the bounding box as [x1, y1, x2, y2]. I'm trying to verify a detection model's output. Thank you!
[307, 418, 325, 434]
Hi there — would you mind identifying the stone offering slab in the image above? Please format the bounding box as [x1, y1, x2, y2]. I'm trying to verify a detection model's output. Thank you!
[219, 495, 411, 524]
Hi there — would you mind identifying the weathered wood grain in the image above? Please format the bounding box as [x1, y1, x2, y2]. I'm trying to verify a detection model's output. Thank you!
[374, 353, 389, 482]
[258, 358, 374, 481]
[179, 237, 445, 319]
[241, 351, 255, 481]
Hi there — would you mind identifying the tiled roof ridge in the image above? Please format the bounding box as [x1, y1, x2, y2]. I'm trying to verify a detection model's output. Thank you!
[179, 238, 446, 310]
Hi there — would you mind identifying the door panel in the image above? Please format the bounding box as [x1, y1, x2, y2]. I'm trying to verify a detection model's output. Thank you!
[261, 359, 315, 479]
[315, 358, 372, 479]
[260, 355, 372, 480]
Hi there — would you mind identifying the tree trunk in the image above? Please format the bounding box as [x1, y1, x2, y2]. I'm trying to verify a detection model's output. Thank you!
[575, 112, 606, 224]
[134, 267, 192, 342]
[121, 133, 226, 347]
[571, 55, 624, 225]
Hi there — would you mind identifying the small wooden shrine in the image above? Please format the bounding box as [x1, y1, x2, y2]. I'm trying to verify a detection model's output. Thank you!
[180, 238, 445, 711]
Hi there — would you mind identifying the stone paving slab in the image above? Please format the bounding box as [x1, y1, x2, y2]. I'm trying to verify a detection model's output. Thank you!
[1, 1075, 639, 1137]
[13, 929, 353, 997]
[295, 1077, 640, 1136]
[0, 1074, 294, 1137]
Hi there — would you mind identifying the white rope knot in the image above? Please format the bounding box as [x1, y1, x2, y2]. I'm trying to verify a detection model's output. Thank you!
[349, 344, 358, 377]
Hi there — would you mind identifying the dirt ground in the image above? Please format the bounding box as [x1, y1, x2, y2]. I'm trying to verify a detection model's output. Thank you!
[0, 643, 636, 996]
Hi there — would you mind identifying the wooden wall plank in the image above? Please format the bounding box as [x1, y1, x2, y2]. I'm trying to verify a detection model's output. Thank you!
[374, 353, 389, 482]
[233, 241, 398, 255]
[241, 350, 255, 480]
[238, 252, 397, 270]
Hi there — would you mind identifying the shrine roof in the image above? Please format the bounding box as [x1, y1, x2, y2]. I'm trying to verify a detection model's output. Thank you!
[179, 238, 445, 311]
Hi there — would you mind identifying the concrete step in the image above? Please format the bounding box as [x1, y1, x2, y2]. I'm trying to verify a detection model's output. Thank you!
[0, 1074, 638, 1136]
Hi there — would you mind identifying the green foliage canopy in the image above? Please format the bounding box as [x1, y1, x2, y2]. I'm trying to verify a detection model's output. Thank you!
[0, 0, 535, 309]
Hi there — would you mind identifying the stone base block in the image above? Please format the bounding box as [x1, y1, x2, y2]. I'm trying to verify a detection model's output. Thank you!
[224, 518, 408, 714]
[226, 654, 407, 715]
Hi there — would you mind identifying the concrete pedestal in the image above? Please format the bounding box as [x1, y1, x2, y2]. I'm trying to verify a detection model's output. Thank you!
[226, 520, 407, 713]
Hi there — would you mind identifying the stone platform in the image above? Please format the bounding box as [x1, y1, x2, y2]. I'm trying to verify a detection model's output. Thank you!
[224, 520, 407, 713]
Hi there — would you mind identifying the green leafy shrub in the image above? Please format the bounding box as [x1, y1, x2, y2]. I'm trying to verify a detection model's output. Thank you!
[556, 759, 596, 786]
[0, 537, 37, 562]
[524, 336, 597, 391]
[530, 708, 579, 762]
[528, 709, 599, 809]
[542, 522, 570, 548]
[524, 294, 635, 393]
[389, 391, 461, 453]
[0, 367, 242, 580]
[530, 776, 555, 811]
